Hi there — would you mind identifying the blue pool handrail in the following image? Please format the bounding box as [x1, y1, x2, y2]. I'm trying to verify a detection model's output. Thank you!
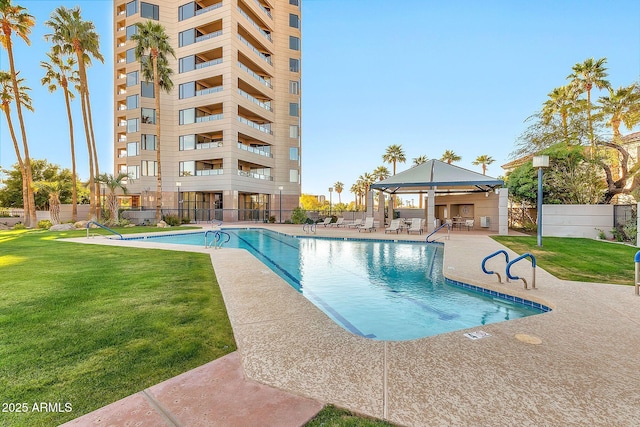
[506, 253, 537, 289]
[302, 222, 316, 234]
[481, 250, 510, 283]
[425, 222, 451, 243]
[86, 221, 123, 239]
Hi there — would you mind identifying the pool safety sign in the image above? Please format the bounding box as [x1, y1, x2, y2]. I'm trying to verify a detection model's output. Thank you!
[464, 330, 491, 340]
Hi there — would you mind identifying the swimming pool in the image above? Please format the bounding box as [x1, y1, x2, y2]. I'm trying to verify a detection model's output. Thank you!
[126, 229, 547, 340]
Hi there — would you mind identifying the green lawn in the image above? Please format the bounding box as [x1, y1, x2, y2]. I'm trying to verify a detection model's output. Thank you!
[492, 235, 638, 285]
[0, 228, 236, 426]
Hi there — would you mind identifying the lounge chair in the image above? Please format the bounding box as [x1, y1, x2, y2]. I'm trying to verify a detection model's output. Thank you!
[357, 217, 376, 232]
[346, 219, 363, 228]
[464, 219, 474, 230]
[406, 218, 423, 234]
[385, 218, 401, 234]
[328, 217, 345, 227]
[319, 217, 332, 227]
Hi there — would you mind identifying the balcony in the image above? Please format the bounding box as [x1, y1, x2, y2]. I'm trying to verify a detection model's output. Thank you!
[179, 21, 222, 47]
[179, 1, 222, 21]
[238, 88, 271, 111]
[238, 116, 271, 134]
[238, 170, 273, 181]
[196, 58, 223, 70]
[179, 48, 223, 73]
[196, 1, 223, 16]
[180, 159, 223, 177]
[197, 86, 223, 96]
[251, 0, 272, 19]
[238, 142, 272, 157]
[196, 113, 223, 123]
[237, 34, 272, 65]
[195, 30, 222, 43]
[237, 61, 272, 88]
[238, 7, 272, 42]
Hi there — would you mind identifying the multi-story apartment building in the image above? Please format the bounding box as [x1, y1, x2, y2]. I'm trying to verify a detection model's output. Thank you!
[113, 0, 301, 222]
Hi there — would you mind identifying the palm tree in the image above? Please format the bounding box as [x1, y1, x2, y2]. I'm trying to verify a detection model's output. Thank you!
[333, 181, 344, 204]
[0, 70, 33, 221]
[440, 150, 461, 164]
[34, 180, 69, 225]
[598, 84, 640, 140]
[0, 0, 36, 227]
[412, 155, 428, 167]
[541, 85, 580, 144]
[131, 20, 175, 223]
[41, 51, 79, 221]
[472, 155, 495, 175]
[382, 144, 406, 175]
[372, 165, 390, 181]
[567, 57, 610, 149]
[357, 172, 375, 211]
[45, 6, 104, 220]
[95, 172, 129, 226]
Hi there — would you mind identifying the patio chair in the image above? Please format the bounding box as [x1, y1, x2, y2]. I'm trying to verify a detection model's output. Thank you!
[346, 219, 363, 228]
[328, 217, 345, 227]
[464, 219, 474, 230]
[357, 217, 376, 232]
[406, 218, 424, 234]
[319, 217, 332, 227]
[385, 218, 402, 234]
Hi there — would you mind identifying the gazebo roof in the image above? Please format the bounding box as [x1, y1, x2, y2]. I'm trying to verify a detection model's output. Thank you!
[369, 159, 504, 194]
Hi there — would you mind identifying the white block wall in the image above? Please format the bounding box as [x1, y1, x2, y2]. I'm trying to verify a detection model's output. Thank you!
[542, 204, 614, 239]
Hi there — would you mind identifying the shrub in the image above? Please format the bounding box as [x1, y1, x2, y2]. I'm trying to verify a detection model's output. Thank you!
[181, 217, 191, 224]
[13, 223, 26, 230]
[291, 207, 307, 224]
[268, 215, 276, 223]
[163, 214, 181, 226]
[38, 220, 53, 229]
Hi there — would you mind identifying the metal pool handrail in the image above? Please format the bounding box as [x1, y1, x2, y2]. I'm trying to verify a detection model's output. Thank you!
[86, 221, 123, 239]
[425, 222, 451, 243]
[204, 230, 230, 248]
[481, 250, 510, 283]
[302, 223, 316, 234]
[506, 253, 537, 289]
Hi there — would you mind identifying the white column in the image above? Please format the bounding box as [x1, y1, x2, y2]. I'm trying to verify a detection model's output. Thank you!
[427, 189, 435, 232]
[366, 190, 374, 217]
[499, 188, 509, 235]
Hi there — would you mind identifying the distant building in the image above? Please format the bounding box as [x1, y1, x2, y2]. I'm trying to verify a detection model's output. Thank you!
[113, 0, 302, 222]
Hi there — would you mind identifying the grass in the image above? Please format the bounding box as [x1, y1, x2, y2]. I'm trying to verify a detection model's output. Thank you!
[304, 405, 396, 426]
[492, 235, 638, 285]
[0, 227, 236, 427]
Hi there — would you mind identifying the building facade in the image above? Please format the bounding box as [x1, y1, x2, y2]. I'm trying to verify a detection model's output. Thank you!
[113, 0, 301, 222]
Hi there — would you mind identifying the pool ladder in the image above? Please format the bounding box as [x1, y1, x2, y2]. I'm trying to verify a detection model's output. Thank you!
[425, 222, 451, 243]
[482, 251, 536, 289]
[86, 221, 123, 239]
[302, 223, 316, 234]
[205, 230, 230, 249]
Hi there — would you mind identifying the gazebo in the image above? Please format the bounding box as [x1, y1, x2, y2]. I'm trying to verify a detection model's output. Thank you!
[369, 159, 507, 234]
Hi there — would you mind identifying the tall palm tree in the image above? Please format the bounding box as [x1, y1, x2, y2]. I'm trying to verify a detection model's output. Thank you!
[412, 155, 428, 167]
[382, 144, 406, 175]
[0, 0, 36, 227]
[357, 172, 375, 211]
[34, 180, 69, 225]
[333, 181, 344, 204]
[0, 70, 32, 220]
[131, 20, 175, 223]
[45, 6, 104, 220]
[541, 85, 580, 144]
[95, 172, 129, 226]
[472, 155, 495, 175]
[41, 51, 79, 221]
[372, 165, 390, 181]
[567, 57, 610, 149]
[598, 84, 640, 140]
[440, 150, 461, 164]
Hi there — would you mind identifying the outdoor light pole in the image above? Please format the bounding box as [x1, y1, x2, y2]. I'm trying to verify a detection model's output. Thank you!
[278, 186, 283, 223]
[533, 155, 549, 247]
[176, 182, 182, 219]
[328, 187, 333, 216]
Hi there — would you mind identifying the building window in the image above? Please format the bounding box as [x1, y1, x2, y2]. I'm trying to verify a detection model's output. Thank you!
[289, 125, 299, 138]
[126, 0, 138, 16]
[179, 55, 195, 73]
[141, 108, 156, 124]
[179, 108, 195, 125]
[126, 24, 137, 41]
[127, 165, 140, 179]
[289, 0, 299, 5]
[179, 82, 195, 99]
[289, 147, 298, 161]
[126, 48, 136, 63]
[289, 169, 299, 183]
[179, 134, 195, 151]
[118, 164, 127, 174]
[289, 103, 299, 117]
[126, 71, 139, 87]
[179, 160, 196, 176]
[127, 118, 139, 133]
[141, 134, 156, 150]
[178, 2, 195, 21]
[141, 160, 158, 176]
[126, 94, 138, 110]
[289, 80, 299, 94]
[289, 36, 300, 51]
[289, 13, 299, 28]
[140, 2, 159, 20]
[178, 29, 195, 47]
[127, 142, 139, 156]
[141, 81, 154, 98]
[289, 58, 299, 72]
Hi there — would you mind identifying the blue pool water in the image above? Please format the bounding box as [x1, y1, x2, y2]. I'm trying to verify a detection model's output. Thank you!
[127, 229, 546, 340]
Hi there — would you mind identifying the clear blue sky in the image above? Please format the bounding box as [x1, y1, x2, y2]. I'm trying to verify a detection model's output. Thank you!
[1, 0, 639, 203]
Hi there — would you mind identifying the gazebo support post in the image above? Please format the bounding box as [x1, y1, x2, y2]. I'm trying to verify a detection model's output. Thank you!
[427, 189, 436, 233]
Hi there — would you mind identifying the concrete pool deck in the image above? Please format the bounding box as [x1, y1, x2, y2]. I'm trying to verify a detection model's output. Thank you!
[62, 224, 640, 426]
